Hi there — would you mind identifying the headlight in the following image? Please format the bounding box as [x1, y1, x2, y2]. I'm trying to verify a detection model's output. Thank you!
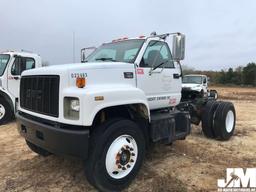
[70, 99, 80, 112]
[64, 97, 79, 120]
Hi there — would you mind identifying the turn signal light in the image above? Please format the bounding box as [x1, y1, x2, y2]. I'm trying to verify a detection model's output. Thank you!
[76, 77, 86, 88]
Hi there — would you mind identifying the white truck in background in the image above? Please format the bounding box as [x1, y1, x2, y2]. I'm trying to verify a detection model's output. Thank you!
[17, 33, 235, 192]
[0, 51, 42, 124]
[182, 74, 218, 100]
[182, 74, 208, 95]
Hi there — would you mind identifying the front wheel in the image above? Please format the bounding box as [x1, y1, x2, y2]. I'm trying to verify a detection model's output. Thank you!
[0, 98, 13, 125]
[84, 119, 146, 192]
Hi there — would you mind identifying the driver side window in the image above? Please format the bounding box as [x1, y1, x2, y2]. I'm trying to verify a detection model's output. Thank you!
[140, 41, 174, 68]
[11, 57, 35, 76]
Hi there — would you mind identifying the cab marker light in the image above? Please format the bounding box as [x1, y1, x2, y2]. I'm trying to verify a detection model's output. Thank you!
[95, 96, 104, 101]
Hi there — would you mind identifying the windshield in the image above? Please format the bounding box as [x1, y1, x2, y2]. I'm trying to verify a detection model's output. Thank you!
[182, 76, 202, 84]
[0, 54, 10, 76]
[86, 39, 144, 63]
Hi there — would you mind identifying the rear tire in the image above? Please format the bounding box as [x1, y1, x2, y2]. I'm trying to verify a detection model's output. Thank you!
[201, 101, 220, 138]
[26, 140, 52, 157]
[84, 119, 146, 192]
[0, 98, 13, 125]
[213, 102, 236, 140]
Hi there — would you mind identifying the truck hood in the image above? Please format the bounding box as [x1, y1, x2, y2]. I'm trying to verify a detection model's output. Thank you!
[21, 62, 136, 89]
[22, 62, 134, 76]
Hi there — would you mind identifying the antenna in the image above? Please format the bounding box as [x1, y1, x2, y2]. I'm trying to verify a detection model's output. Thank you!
[73, 32, 75, 63]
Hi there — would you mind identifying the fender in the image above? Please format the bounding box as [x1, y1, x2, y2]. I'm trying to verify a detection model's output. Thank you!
[0, 88, 15, 112]
[63, 86, 150, 126]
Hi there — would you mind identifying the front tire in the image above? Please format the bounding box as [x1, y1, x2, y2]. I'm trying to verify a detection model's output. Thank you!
[0, 98, 13, 125]
[84, 119, 146, 192]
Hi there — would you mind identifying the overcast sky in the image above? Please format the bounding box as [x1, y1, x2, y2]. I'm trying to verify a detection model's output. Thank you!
[1, 0, 256, 70]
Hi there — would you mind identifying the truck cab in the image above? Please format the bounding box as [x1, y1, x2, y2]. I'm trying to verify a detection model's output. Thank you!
[0, 51, 42, 124]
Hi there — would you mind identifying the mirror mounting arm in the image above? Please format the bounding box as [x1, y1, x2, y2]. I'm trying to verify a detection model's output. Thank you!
[177, 60, 183, 78]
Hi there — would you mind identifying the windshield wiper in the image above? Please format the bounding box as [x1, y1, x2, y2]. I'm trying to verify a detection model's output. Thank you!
[95, 57, 117, 62]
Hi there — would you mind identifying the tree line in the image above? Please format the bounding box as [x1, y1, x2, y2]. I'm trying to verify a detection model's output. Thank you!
[183, 63, 256, 87]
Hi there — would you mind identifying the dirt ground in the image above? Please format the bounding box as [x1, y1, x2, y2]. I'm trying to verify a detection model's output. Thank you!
[0, 86, 256, 192]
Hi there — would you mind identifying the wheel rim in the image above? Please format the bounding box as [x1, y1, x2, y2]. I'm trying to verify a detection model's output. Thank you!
[225, 110, 234, 133]
[105, 135, 138, 179]
[0, 104, 6, 120]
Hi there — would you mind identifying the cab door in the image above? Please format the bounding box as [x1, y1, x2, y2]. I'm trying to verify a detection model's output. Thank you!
[136, 40, 181, 110]
[7, 56, 35, 98]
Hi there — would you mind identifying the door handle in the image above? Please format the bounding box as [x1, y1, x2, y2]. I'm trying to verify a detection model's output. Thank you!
[13, 77, 20, 80]
[173, 73, 181, 79]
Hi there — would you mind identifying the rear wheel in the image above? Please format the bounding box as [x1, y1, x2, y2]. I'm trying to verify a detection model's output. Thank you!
[201, 101, 220, 138]
[0, 98, 13, 125]
[213, 102, 236, 140]
[26, 140, 52, 157]
[84, 119, 145, 192]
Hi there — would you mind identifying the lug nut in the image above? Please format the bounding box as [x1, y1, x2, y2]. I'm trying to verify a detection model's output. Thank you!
[127, 164, 131, 168]
[122, 167, 126, 170]
[131, 153, 135, 156]
[130, 148, 134, 151]
[118, 165, 122, 169]
[130, 159, 134, 163]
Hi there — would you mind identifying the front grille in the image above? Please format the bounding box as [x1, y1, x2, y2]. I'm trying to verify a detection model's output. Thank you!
[20, 75, 60, 117]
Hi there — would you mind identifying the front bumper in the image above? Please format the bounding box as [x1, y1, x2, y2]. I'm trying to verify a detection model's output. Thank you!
[16, 112, 89, 159]
[182, 87, 201, 92]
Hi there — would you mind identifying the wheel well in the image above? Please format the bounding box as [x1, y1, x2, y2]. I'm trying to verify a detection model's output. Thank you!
[92, 104, 150, 146]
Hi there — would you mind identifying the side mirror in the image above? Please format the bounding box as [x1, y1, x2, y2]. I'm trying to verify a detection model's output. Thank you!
[81, 47, 96, 63]
[172, 34, 185, 61]
[203, 79, 207, 84]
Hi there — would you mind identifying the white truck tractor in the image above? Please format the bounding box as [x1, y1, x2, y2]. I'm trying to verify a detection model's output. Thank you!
[182, 74, 208, 94]
[0, 51, 42, 124]
[16, 33, 236, 192]
[182, 74, 218, 100]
